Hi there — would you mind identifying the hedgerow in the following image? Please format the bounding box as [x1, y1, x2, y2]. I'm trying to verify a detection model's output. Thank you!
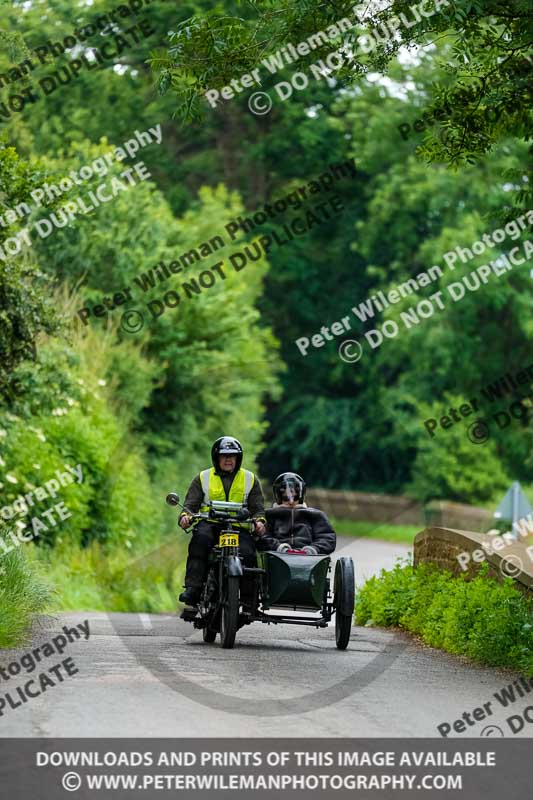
[356, 561, 533, 675]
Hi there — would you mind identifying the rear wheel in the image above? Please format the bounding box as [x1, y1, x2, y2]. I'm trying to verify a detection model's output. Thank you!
[220, 575, 240, 649]
[334, 557, 355, 650]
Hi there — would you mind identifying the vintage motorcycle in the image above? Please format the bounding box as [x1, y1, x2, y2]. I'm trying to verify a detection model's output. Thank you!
[166, 493, 355, 650]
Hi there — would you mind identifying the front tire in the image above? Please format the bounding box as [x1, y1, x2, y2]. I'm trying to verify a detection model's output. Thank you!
[220, 575, 240, 649]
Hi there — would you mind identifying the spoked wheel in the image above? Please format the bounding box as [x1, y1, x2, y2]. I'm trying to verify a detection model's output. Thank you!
[334, 557, 355, 650]
[220, 575, 240, 649]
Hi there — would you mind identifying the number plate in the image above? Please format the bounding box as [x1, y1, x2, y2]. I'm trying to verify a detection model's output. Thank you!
[219, 533, 239, 547]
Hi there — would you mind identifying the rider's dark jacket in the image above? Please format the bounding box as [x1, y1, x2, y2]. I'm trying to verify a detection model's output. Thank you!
[257, 505, 336, 554]
[181, 469, 265, 518]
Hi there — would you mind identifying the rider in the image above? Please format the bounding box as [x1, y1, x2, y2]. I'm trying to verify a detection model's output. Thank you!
[178, 436, 266, 605]
[255, 472, 336, 554]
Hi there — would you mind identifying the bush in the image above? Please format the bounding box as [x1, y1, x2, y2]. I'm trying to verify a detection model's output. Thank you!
[356, 561, 533, 675]
[0, 537, 52, 647]
[0, 325, 164, 551]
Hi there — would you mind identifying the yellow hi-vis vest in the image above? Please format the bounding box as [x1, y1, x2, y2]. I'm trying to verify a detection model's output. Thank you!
[199, 467, 255, 511]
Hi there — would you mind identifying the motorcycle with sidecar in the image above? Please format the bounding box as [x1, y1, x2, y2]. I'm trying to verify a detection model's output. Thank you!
[166, 493, 355, 650]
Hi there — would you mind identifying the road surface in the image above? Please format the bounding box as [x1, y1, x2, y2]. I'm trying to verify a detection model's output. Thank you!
[1, 537, 529, 738]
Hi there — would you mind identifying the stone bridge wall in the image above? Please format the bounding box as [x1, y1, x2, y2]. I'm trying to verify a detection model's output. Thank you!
[414, 527, 533, 595]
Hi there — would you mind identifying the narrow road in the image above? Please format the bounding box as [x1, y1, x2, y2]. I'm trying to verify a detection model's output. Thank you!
[1, 537, 529, 738]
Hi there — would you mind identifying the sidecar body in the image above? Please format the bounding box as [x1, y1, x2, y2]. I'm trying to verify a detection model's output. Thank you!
[258, 551, 330, 610]
[250, 550, 355, 649]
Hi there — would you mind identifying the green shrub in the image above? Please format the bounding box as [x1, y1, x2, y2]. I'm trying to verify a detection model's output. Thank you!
[0, 536, 52, 647]
[0, 326, 164, 552]
[356, 561, 533, 675]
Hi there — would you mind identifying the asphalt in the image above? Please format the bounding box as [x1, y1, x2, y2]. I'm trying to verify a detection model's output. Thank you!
[1, 536, 531, 738]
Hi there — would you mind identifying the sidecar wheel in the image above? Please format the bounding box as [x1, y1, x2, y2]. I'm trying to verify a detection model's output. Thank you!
[220, 575, 239, 649]
[334, 557, 355, 650]
[335, 611, 352, 650]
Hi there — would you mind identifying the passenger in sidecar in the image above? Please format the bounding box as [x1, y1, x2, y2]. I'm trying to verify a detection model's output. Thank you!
[255, 472, 336, 555]
[254, 472, 352, 649]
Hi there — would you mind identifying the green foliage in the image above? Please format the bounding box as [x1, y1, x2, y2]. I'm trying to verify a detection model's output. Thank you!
[0, 323, 164, 550]
[356, 561, 533, 675]
[151, 0, 532, 167]
[0, 143, 60, 397]
[30, 145, 282, 469]
[261, 66, 532, 494]
[407, 399, 510, 504]
[30, 537, 187, 613]
[0, 540, 52, 647]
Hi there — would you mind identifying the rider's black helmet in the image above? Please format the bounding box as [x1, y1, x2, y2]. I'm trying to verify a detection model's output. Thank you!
[211, 436, 243, 471]
[273, 472, 306, 504]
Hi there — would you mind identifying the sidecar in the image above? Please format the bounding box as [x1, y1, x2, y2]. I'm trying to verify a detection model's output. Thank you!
[253, 550, 355, 649]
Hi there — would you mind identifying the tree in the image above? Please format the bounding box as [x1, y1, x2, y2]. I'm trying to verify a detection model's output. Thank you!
[152, 0, 532, 168]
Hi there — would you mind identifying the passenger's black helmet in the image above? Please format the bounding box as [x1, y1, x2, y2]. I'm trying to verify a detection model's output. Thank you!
[211, 436, 243, 471]
[273, 472, 306, 504]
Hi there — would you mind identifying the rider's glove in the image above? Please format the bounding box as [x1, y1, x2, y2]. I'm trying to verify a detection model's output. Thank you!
[302, 546, 318, 555]
[253, 519, 266, 535]
[277, 543, 291, 553]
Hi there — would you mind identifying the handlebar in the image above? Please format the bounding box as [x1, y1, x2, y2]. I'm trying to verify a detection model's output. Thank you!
[186, 509, 255, 525]
[165, 492, 256, 530]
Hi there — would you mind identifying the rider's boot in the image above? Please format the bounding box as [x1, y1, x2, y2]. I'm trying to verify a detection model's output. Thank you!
[179, 586, 201, 606]
[182, 555, 207, 606]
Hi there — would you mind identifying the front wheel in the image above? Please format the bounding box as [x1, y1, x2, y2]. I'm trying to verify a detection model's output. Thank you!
[220, 575, 240, 649]
[334, 557, 355, 650]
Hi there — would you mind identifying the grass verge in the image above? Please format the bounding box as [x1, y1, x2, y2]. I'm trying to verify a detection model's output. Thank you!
[0, 544, 52, 648]
[332, 518, 419, 544]
[30, 537, 188, 612]
[356, 561, 533, 676]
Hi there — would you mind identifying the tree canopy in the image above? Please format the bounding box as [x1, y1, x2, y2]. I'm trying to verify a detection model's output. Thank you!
[0, 0, 530, 532]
